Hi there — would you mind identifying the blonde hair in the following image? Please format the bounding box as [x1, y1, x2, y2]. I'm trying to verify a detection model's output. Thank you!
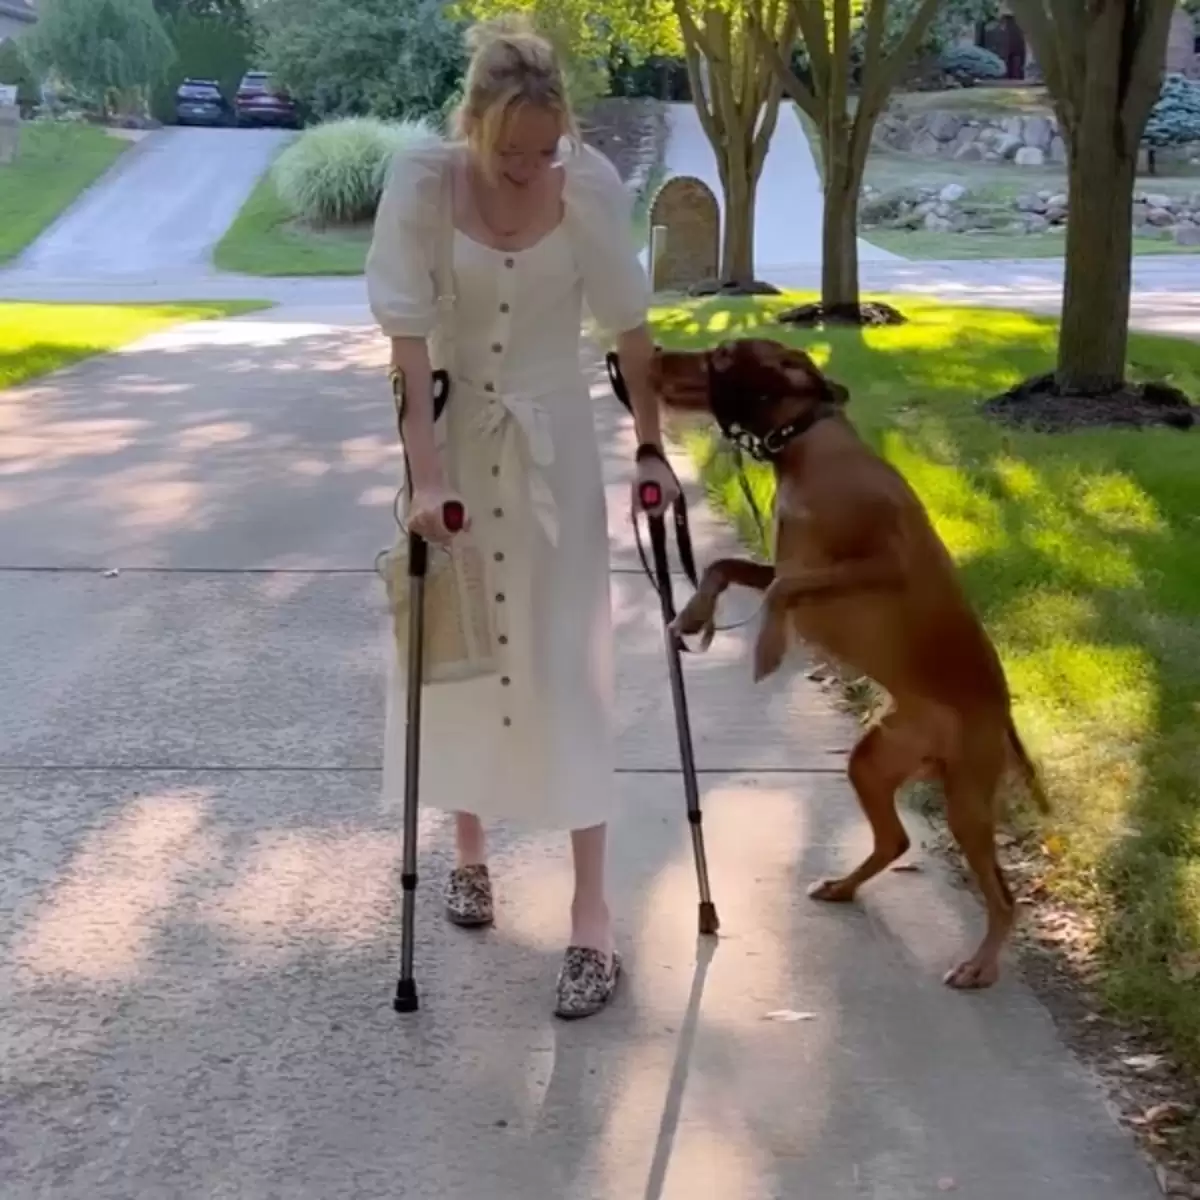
[452, 15, 579, 172]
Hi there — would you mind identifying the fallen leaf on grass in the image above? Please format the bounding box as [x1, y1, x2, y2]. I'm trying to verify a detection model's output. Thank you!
[937, 1178, 957, 1192]
[1169, 953, 1200, 984]
[763, 1010, 817, 1023]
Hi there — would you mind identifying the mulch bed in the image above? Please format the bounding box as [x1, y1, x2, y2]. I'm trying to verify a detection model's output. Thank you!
[777, 301, 908, 328]
[984, 372, 1197, 433]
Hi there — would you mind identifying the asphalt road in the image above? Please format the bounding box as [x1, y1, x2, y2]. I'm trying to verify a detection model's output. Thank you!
[12, 127, 290, 281]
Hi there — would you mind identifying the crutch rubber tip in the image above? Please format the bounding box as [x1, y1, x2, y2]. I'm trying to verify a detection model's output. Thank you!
[698, 901, 720, 937]
[393, 979, 419, 1013]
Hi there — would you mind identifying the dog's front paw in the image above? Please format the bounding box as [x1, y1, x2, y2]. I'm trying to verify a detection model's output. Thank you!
[752, 619, 787, 682]
[671, 593, 716, 644]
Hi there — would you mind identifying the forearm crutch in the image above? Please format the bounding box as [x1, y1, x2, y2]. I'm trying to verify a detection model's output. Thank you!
[392, 370, 465, 1014]
[606, 352, 719, 937]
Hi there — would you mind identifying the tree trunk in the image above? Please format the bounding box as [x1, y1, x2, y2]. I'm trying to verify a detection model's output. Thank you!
[819, 132, 863, 311]
[722, 162, 757, 285]
[1057, 114, 1138, 393]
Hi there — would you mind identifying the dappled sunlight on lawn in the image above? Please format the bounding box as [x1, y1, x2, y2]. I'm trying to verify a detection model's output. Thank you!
[652, 292, 1200, 1065]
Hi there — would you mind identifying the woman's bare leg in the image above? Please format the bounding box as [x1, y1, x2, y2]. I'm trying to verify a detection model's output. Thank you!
[454, 812, 487, 867]
[569, 823, 614, 958]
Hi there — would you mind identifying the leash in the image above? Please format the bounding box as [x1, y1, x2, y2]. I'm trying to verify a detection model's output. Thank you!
[605, 352, 764, 646]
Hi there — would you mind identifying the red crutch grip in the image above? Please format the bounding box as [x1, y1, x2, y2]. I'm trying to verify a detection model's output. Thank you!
[442, 501, 465, 532]
[639, 481, 663, 511]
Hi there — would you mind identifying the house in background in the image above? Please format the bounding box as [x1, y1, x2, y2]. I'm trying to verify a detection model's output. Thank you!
[0, 0, 36, 45]
[953, 3, 1199, 83]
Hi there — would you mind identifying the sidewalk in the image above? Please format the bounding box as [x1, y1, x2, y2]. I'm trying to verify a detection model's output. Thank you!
[0, 307, 1161, 1198]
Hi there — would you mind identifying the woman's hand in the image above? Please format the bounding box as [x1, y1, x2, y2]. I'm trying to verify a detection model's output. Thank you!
[408, 486, 470, 545]
[633, 447, 680, 518]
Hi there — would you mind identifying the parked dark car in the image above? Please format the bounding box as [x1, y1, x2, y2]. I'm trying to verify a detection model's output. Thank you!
[234, 71, 301, 129]
[173, 78, 232, 127]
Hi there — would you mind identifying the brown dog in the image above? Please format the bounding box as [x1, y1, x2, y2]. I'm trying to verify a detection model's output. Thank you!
[650, 337, 1048, 989]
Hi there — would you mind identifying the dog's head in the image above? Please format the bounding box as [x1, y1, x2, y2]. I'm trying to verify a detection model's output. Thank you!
[651, 338, 848, 447]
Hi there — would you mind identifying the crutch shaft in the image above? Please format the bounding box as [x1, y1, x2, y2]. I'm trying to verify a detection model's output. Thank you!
[645, 511, 719, 936]
[395, 529, 428, 1014]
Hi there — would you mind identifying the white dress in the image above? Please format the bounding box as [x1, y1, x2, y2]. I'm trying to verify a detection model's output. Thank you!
[365, 138, 651, 832]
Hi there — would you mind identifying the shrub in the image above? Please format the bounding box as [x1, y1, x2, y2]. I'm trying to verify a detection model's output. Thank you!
[0, 38, 40, 116]
[938, 44, 1006, 86]
[149, 10, 253, 125]
[1143, 73, 1200, 154]
[271, 116, 440, 226]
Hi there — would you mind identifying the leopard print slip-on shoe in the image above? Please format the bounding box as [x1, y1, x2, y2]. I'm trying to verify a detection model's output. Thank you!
[444, 864, 494, 928]
[553, 947, 622, 1019]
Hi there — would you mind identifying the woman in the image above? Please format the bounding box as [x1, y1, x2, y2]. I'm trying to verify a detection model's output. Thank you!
[365, 16, 676, 1019]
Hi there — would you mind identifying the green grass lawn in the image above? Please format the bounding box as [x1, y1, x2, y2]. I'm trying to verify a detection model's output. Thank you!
[0, 301, 271, 390]
[215, 157, 667, 278]
[0, 124, 130, 264]
[212, 172, 373, 277]
[650, 293, 1200, 1069]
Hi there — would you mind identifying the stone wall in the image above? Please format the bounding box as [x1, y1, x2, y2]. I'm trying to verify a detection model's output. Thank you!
[859, 181, 1200, 247]
[874, 107, 1066, 166]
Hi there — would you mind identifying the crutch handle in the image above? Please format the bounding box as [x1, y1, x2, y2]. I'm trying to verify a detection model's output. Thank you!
[638, 481, 663, 512]
[442, 501, 466, 533]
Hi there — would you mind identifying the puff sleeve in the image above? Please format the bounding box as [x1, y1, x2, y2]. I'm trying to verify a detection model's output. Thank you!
[365, 140, 449, 339]
[563, 143, 652, 338]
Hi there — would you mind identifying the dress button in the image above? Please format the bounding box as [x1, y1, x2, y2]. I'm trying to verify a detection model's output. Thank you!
[499, 303, 510, 313]
[493, 507, 503, 518]
[502, 717, 512, 727]
[501, 676, 510, 686]
[494, 552, 504, 562]
[491, 465, 500, 476]
[484, 383, 495, 393]
[499, 635, 508, 645]
[491, 343, 502, 353]
[504, 257, 515, 268]
[495, 592, 505, 603]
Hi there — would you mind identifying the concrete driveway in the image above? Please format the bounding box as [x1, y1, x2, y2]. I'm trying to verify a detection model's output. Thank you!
[11, 127, 290, 282]
[0, 307, 1162, 1199]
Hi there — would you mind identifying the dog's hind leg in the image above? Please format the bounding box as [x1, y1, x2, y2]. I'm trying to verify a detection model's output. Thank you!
[941, 731, 1013, 990]
[808, 720, 921, 903]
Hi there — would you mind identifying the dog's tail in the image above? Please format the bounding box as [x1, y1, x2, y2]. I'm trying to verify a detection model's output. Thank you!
[1006, 714, 1051, 814]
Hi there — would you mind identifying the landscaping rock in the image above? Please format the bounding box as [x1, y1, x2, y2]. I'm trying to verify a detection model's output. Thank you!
[1176, 224, 1200, 245]
[1016, 194, 1046, 213]
[997, 134, 1025, 160]
[939, 182, 968, 203]
[1049, 135, 1068, 164]
[1022, 115, 1055, 150]
[1048, 192, 1068, 209]
[1015, 146, 1047, 166]
[1148, 207, 1176, 226]
[924, 213, 955, 232]
[929, 112, 963, 142]
[912, 130, 942, 156]
[1024, 214, 1051, 233]
[954, 143, 984, 162]
[1144, 192, 1175, 210]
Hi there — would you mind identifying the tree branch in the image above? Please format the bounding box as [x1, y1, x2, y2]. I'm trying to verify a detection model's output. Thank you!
[673, 0, 721, 151]
[787, 0, 831, 102]
[748, 9, 820, 121]
[1122, 0, 1177, 133]
[859, 0, 940, 118]
[1005, 0, 1081, 131]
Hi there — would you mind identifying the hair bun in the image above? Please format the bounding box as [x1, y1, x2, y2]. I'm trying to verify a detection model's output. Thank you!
[464, 14, 539, 55]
